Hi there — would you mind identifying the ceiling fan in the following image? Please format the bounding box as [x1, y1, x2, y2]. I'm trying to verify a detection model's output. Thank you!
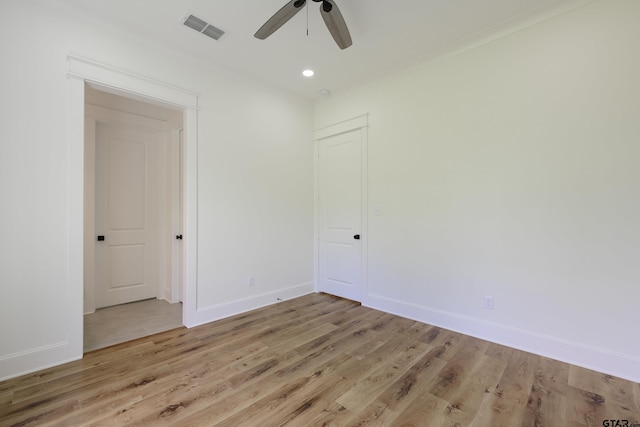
[254, 0, 352, 50]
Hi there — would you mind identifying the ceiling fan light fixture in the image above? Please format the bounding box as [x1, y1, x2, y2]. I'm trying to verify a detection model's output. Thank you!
[302, 69, 315, 77]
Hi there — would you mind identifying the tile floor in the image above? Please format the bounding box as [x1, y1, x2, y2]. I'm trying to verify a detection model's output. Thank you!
[83, 298, 183, 352]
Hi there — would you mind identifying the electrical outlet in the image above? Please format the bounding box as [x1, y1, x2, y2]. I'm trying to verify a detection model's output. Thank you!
[248, 276, 255, 287]
[484, 295, 494, 310]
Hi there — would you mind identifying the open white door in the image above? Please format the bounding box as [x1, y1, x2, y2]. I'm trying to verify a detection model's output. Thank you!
[94, 123, 160, 308]
[173, 129, 184, 303]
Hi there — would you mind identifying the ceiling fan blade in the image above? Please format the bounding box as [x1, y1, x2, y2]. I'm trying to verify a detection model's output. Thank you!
[320, 0, 352, 49]
[254, 0, 306, 40]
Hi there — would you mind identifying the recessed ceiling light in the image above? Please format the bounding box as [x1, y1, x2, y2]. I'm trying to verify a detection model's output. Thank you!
[302, 69, 315, 77]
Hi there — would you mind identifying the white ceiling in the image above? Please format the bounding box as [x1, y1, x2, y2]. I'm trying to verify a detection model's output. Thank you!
[55, 0, 594, 101]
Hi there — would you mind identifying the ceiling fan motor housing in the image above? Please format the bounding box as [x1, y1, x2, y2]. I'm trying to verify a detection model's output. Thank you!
[317, 0, 333, 12]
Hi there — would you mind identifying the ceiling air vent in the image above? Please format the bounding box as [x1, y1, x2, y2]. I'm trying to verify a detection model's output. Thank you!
[183, 14, 225, 40]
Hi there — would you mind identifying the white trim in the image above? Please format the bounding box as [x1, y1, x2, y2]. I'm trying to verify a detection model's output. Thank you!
[182, 108, 198, 327]
[83, 116, 96, 315]
[313, 114, 368, 141]
[0, 341, 69, 362]
[68, 55, 198, 110]
[313, 114, 369, 303]
[360, 125, 369, 306]
[313, 143, 320, 292]
[169, 128, 184, 304]
[68, 76, 85, 359]
[85, 104, 169, 132]
[0, 342, 73, 382]
[187, 282, 315, 328]
[366, 293, 640, 384]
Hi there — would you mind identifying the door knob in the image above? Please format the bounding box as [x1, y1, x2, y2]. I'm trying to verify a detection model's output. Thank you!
[354, 234, 360, 240]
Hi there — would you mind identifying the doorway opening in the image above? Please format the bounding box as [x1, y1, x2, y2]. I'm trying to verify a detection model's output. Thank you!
[83, 86, 184, 352]
[68, 55, 198, 359]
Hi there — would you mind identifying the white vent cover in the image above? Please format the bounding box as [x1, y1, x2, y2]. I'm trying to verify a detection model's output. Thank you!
[183, 14, 225, 40]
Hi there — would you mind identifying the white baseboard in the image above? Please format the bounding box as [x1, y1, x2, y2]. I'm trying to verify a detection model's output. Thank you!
[186, 282, 315, 328]
[0, 341, 81, 382]
[364, 293, 640, 384]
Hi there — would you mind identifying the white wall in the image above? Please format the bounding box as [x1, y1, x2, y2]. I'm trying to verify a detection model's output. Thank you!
[0, 0, 314, 379]
[315, 0, 640, 382]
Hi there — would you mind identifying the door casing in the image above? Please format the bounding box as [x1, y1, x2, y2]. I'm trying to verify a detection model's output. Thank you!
[68, 55, 199, 361]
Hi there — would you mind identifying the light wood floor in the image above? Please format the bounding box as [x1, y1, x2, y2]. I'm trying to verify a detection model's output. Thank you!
[1, 293, 638, 426]
[84, 298, 183, 352]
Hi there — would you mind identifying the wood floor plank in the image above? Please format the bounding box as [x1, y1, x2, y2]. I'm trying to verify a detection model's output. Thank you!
[211, 364, 351, 426]
[321, 325, 466, 425]
[417, 327, 464, 362]
[439, 353, 508, 426]
[0, 391, 11, 409]
[427, 335, 489, 402]
[0, 339, 150, 398]
[233, 319, 428, 425]
[521, 355, 571, 427]
[2, 362, 175, 427]
[569, 366, 640, 423]
[177, 345, 361, 426]
[634, 381, 640, 414]
[56, 335, 272, 425]
[341, 350, 449, 425]
[222, 319, 434, 426]
[470, 346, 537, 427]
[2, 326, 191, 397]
[388, 390, 451, 426]
[1, 293, 638, 427]
[336, 333, 431, 413]
[565, 385, 608, 427]
[106, 329, 335, 425]
[7, 333, 203, 416]
[108, 304, 380, 426]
